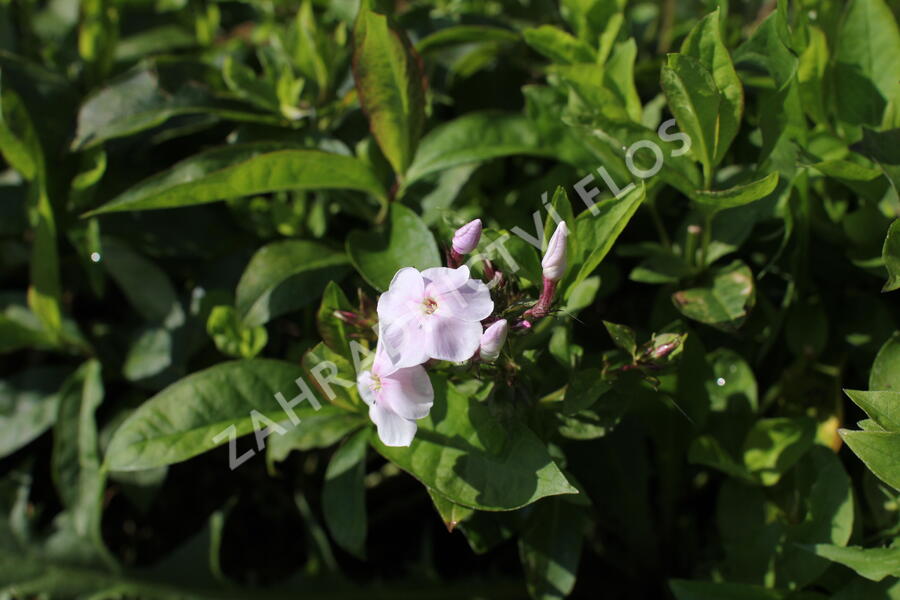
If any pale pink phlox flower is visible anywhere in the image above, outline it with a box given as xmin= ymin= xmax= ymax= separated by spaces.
xmin=357 ymin=342 xmax=434 ymax=447
xmin=377 ymin=265 xmax=494 ymax=369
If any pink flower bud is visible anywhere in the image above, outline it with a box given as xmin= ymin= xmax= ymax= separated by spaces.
xmin=479 ymin=319 xmax=508 ymax=362
xmin=541 ymin=222 xmax=568 ymax=281
xmin=452 ymin=219 xmax=482 ymax=255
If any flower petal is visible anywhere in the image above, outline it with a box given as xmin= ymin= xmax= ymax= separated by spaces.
xmin=436 ymin=278 xmax=493 ymax=321
xmin=424 ymin=316 xmax=483 ymax=362
xmin=379 ymin=318 xmax=429 ymax=370
xmin=422 ymin=265 xmax=470 ymax=296
xmin=357 ymin=370 xmax=376 ymax=406
xmin=379 ymin=365 xmax=434 ymax=420
xmin=377 ymin=267 xmax=425 ymax=324
xmin=369 ymin=403 xmax=417 ymax=447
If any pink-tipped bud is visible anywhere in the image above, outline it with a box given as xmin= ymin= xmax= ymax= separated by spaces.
xmin=479 ymin=319 xmax=508 ymax=362
xmin=452 ymin=219 xmax=483 ymax=255
xmin=541 ymin=222 xmax=568 ymax=281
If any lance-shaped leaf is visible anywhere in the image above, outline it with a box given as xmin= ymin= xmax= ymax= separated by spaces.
xmin=416 ymin=25 xmax=519 ymax=54
xmin=346 ymin=203 xmax=440 ymax=291
xmin=806 ymin=543 xmax=900 ymax=582
xmin=870 ymin=333 xmax=900 ymax=391
xmin=839 ymin=430 xmax=900 ymax=491
xmin=322 ymin=429 xmax=368 ymax=558
xmin=105 ymin=359 xmax=318 ymax=471
xmin=883 ymin=219 xmax=900 ymax=292
xmin=404 ymin=112 xmax=549 ymax=185
xmin=71 ymin=66 xmax=279 ymax=150
xmin=0 ymin=367 xmax=69 ymax=459
xmin=572 ymin=183 xmax=645 ymax=286
xmin=733 ymin=10 xmax=798 ymax=92
xmin=373 ymin=378 xmax=577 ymax=511
xmin=235 ymin=240 xmax=350 ymax=328
xmin=845 ymin=390 xmax=900 ymax=431
xmin=681 ymin=8 xmax=744 ymax=165
xmin=835 ymin=0 xmax=900 ymax=126
xmin=85 ymin=144 xmax=387 ymax=215
xmin=673 ymin=260 xmax=755 ymax=331
xmin=352 ymin=9 xmax=426 ymax=178
xmin=522 ymin=25 xmax=596 ymax=64
xmin=428 ymin=489 xmax=474 ymax=531
xmin=519 ymin=498 xmax=585 ymax=600
xmin=1 ymin=76 xmax=63 ymax=341
xmin=692 ymin=172 xmax=779 ymax=214
xmin=661 ymin=54 xmax=721 ymax=186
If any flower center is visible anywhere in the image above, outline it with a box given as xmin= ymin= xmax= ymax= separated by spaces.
xmin=422 ymin=297 xmax=439 ymax=315
xmin=369 ymin=374 xmax=383 ymax=394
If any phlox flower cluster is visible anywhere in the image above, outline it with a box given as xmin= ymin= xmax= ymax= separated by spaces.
xmin=357 ymin=218 xmax=567 ymax=446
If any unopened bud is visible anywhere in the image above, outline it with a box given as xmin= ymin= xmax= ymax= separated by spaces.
xmin=541 ymin=222 xmax=568 ymax=281
xmin=452 ymin=219 xmax=483 ymax=255
xmin=479 ymin=319 xmax=508 ymax=362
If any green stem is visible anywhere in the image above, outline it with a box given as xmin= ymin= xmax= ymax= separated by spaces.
xmin=699 ymin=211 xmax=713 ymax=268
xmin=647 ymin=198 xmax=672 ymax=249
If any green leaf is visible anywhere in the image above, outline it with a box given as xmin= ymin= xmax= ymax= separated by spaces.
xmin=871 ymin=333 xmax=900 ymax=391
xmin=479 ymin=228 xmax=543 ymax=288
xmin=206 ymin=306 xmax=268 ymax=359
xmin=316 ymin=281 xmax=356 ymax=359
xmin=322 ymin=429 xmax=368 ymax=558
xmin=602 ymin=321 xmax=637 ymax=357
xmin=716 ymin=447 xmax=853 ymax=588
xmin=518 ymin=498 xmax=585 ymax=600
xmin=51 ymin=362 xmax=103 ymax=507
xmin=373 ymin=378 xmax=577 ymax=511
xmin=0 ymin=296 xmax=55 ymax=353
xmin=846 ymin=390 xmax=900 ymax=431
xmin=122 ymin=326 xmax=174 ymax=382
xmin=416 ymin=25 xmax=518 ymax=54
xmin=405 ymin=112 xmax=548 ymax=185
xmin=560 ymin=0 xmax=625 ymax=45
xmin=883 ymin=220 xmax=900 ymax=292
xmin=604 ymin=40 xmax=643 ymax=123
xmin=670 ymin=580 xmax=787 ymax=600
xmin=522 ymin=25 xmax=595 ymax=65
xmin=835 ymin=0 xmax=900 ymax=126
xmin=105 ymin=359 xmax=318 ymax=471
xmin=797 ymin=26 xmax=829 ymax=125
xmin=50 ymin=361 xmax=111 ymax=563
xmin=0 ymin=367 xmax=68 ymax=459
xmin=71 ymin=66 xmax=278 ymax=150
xmin=555 ymin=392 xmax=628 ymax=441
xmin=672 ymin=260 xmax=755 ymax=331
xmin=300 ymin=342 xmax=362 ymax=413
xmin=346 ymin=203 xmax=440 ymax=291
xmin=235 ymin=239 xmax=349 ymax=327
xmin=572 ymin=183 xmax=645 ymax=285
xmin=266 ymin=405 xmax=365 ymax=464
xmin=427 ymin=489 xmax=475 ymax=531
xmin=839 ymin=430 xmax=900 ymax=491
xmin=352 ymin=9 xmax=426 ymax=177
xmin=808 ymin=543 xmax=900 ymax=582
xmin=5 ymin=78 xmax=64 ymax=343
xmin=85 ymin=145 xmax=387 ymax=215
xmin=101 ymin=237 xmax=183 ymax=326
xmin=661 ymin=54 xmax=720 ymax=185
xmin=681 ymin=8 xmax=744 ymax=164
xmin=114 ymin=25 xmax=196 ymax=63
xmin=692 ymin=172 xmax=779 ymax=213
xmin=733 ymin=10 xmax=798 ymax=91
xmin=742 ymin=417 xmax=817 ymax=485
xmin=688 ymin=435 xmax=753 ymax=482
xmin=0 ymin=73 xmax=38 ymax=179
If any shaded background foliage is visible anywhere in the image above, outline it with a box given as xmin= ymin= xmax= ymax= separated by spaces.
xmin=1 ymin=0 xmax=900 ymax=598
